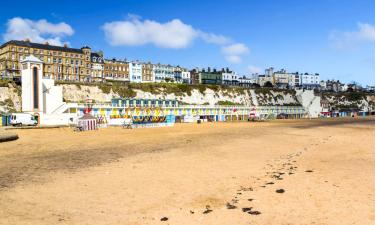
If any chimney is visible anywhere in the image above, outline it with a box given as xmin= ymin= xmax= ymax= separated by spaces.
xmin=63 ymin=43 xmax=68 ymax=48
xmin=45 ymin=42 xmax=49 ymax=45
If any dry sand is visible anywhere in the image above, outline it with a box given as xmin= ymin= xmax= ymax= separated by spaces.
xmin=0 ymin=118 xmax=374 ymax=225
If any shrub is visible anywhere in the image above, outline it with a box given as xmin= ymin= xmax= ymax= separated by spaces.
xmin=0 ymin=80 xmax=12 ymax=87
xmin=196 ymin=84 xmax=207 ymax=94
xmin=217 ymin=100 xmax=242 ymax=106
xmin=99 ymin=84 xmax=112 ymax=94
xmin=345 ymin=92 xmax=366 ymax=102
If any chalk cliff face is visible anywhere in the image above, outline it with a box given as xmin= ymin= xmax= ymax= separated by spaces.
xmin=322 ymin=92 xmax=375 ymax=112
xmin=60 ymin=84 xmax=304 ymax=107
xmin=1 ymin=83 xmax=374 ymax=117
xmin=61 ymin=84 xmax=253 ymax=106
xmin=0 ymin=84 xmax=21 ymax=113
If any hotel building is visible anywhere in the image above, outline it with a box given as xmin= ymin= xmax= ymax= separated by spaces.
xmin=0 ymin=40 xmax=97 ymax=81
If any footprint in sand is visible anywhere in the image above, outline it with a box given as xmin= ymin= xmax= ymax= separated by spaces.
xmin=203 ymin=205 xmax=213 ymax=214
xmin=242 ymin=207 xmax=252 ymax=212
xmin=226 ymin=203 xmax=237 ymax=209
xmin=242 ymin=207 xmax=261 ymax=215
xmin=160 ymin=217 xmax=168 ymax=221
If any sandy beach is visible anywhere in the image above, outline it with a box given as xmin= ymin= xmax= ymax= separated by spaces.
xmin=0 ymin=118 xmax=374 ymax=225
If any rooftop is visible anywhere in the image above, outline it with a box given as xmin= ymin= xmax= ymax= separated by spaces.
xmin=1 ymin=40 xmax=84 ymax=54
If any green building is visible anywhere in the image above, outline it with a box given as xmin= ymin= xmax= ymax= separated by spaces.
xmin=199 ymin=69 xmax=222 ymax=85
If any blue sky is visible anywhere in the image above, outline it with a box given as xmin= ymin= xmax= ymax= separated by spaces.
xmin=1 ymin=0 xmax=375 ymax=85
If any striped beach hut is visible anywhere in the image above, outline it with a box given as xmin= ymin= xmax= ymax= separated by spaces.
xmin=78 ymin=113 xmax=98 ymax=131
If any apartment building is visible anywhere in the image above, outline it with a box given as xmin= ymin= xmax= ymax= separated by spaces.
xmin=190 ymin=69 xmax=200 ymax=85
xmin=238 ymin=76 xmax=255 ymax=87
xmin=142 ymin=62 xmax=154 ymax=82
xmin=129 ymin=61 xmax=142 ymax=83
xmin=301 ymin=73 xmax=320 ymax=89
xmin=90 ymin=52 xmax=104 ymax=82
xmin=199 ymin=68 xmax=222 ymax=85
xmin=103 ymin=59 xmax=129 ymax=82
xmin=153 ymin=64 xmax=175 ymax=82
xmin=222 ymin=68 xmax=238 ymax=86
xmin=181 ymin=70 xmax=191 ymax=84
xmin=0 ymin=40 xmax=94 ymax=81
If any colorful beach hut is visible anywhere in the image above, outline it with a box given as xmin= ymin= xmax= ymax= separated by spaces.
xmin=78 ymin=113 xmax=98 ymax=131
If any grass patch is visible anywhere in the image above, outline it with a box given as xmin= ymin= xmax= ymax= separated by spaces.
xmin=217 ymin=100 xmax=242 ymax=106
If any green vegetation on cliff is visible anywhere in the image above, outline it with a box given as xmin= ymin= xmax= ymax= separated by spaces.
xmin=56 ymin=81 xmax=250 ymax=98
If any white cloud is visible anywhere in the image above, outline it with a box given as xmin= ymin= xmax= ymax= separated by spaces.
xmin=330 ymin=22 xmax=375 ymax=49
xmin=221 ymin=43 xmax=249 ymax=64
xmin=247 ymin=65 xmax=262 ymax=74
xmin=102 ymin=16 xmax=233 ymax=48
xmin=102 ymin=18 xmax=198 ymax=49
xmin=3 ymin=17 xmax=74 ymax=46
xmin=225 ymin=55 xmax=242 ymax=64
xmin=222 ymin=43 xmax=249 ymax=55
xmin=102 ymin=16 xmax=250 ymax=63
xmin=199 ymin=32 xmax=231 ymax=45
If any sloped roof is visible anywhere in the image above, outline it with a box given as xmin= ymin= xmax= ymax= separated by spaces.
xmin=1 ymin=40 xmax=84 ymax=54
xmin=79 ymin=113 xmax=97 ymax=120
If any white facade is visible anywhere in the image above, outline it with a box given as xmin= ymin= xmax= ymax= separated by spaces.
xmin=91 ymin=63 xmax=103 ymax=80
xmin=238 ymin=76 xmax=255 ymax=86
xmin=129 ymin=62 xmax=142 ymax=83
xmin=21 ymin=55 xmax=76 ymax=125
xmin=222 ymin=71 xmax=238 ymax=85
xmin=181 ymin=71 xmax=191 ymax=84
xmin=288 ymin=73 xmax=301 ymax=87
xmin=301 ymin=73 xmax=320 ymax=87
xmin=21 ymin=55 xmax=44 ymax=114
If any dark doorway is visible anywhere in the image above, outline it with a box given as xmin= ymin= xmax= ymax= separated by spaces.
xmin=33 ymin=67 xmax=39 ymax=109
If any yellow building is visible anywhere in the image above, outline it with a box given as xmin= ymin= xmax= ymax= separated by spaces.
xmin=0 ymin=39 xmax=96 ymax=81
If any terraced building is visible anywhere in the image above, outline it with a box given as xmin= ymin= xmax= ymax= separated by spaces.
xmin=0 ymin=39 xmax=96 ymax=81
